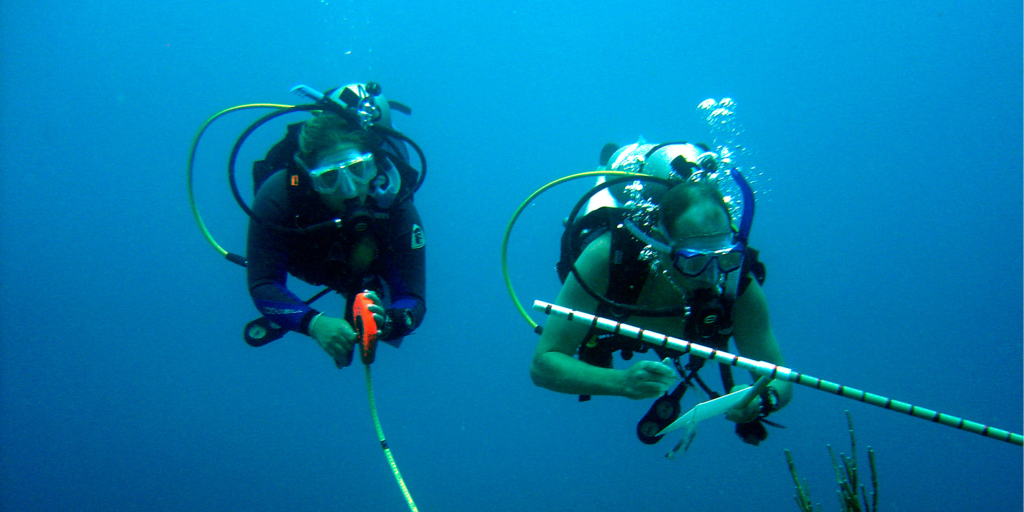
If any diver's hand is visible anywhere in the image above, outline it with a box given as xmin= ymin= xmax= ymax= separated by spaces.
xmin=361 ymin=290 xmax=387 ymax=327
xmin=725 ymin=384 xmax=762 ymax=424
xmin=308 ymin=315 xmax=357 ymax=368
xmin=620 ymin=358 xmax=678 ymax=400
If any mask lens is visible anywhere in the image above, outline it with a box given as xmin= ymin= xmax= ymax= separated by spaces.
xmin=674 ymin=252 xmax=714 ymax=277
xmin=308 ymin=153 xmax=376 ymax=195
xmin=716 ymin=250 xmax=744 ymax=273
xmin=672 ymin=243 xmax=744 ymax=277
xmin=313 ymin=167 xmax=339 ymax=189
xmin=342 ymin=154 xmax=377 ymax=184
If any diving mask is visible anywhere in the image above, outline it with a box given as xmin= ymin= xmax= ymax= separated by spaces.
xmin=624 ymin=220 xmax=745 ymax=278
xmin=301 ymin=151 xmax=378 ymax=198
xmin=670 ymin=233 xmax=745 ymax=278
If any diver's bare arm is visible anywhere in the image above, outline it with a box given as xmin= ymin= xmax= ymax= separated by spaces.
xmin=732 ymin=279 xmax=793 ymax=408
xmin=529 ymin=234 xmax=628 ymax=396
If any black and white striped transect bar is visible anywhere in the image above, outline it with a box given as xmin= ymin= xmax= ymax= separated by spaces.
xmin=533 ymin=300 xmax=1023 ymax=447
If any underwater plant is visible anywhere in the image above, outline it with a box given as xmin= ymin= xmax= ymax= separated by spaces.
xmin=784 ymin=410 xmax=878 ymax=512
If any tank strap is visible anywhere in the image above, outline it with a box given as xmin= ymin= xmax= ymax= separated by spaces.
xmin=738 ymin=246 xmax=766 ymax=296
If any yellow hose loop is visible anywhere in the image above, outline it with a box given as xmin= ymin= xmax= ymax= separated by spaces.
xmin=187 ymin=103 xmax=294 ymax=257
xmin=501 ymin=170 xmax=641 ymax=329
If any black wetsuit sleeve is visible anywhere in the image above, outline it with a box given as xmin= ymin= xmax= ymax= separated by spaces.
xmin=246 ymin=171 xmax=319 ymax=334
xmin=379 ymin=199 xmax=426 ymax=342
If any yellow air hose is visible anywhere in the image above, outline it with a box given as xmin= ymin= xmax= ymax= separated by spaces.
xmin=186 ymin=103 xmax=293 ymax=259
xmin=500 ymin=170 xmax=640 ymax=330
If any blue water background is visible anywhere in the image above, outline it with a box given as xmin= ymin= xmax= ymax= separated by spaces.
xmin=2 ymin=1 xmax=1021 ymax=511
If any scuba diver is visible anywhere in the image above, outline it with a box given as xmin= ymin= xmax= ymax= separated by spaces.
xmin=245 ymin=82 xmax=426 ymax=368
xmin=529 ymin=140 xmax=793 ymax=445
xmin=186 ymin=82 xmax=429 ymax=509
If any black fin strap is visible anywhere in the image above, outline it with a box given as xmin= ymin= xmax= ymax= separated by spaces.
xmin=735 ymin=420 xmax=769 ymax=446
xmin=758 ymin=386 xmax=779 ymax=417
xmin=734 ymin=388 xmax=786 ymax=446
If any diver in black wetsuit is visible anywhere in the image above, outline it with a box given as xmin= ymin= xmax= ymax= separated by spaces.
xmin=246 ymin=83 xmax=426 ymax=368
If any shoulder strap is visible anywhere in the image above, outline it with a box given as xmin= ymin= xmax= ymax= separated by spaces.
xmin=576 ymin=221 xmax=651 ymax=395
xmin=558 ymin=206 xmax=617 ymax=283
xmin=603 ymin=222 xmax=651 ymax=313
xmin=738 ymin=246 xmax=766 ymax=296
xmin=253 ymin=122 xmax=304 ymax=195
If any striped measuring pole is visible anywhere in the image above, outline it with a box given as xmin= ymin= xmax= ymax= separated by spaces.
xmin=533 ymin=300 xmax=1023 ymax=447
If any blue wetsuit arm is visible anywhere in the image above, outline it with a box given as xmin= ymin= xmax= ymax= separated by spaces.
xmin=380 ymin=200 xmax=426 ymax=344
xmin=245 ymin=172 xmax=320 ymax=334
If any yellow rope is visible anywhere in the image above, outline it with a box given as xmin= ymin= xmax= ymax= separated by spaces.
xmin=364 ymin=364 xmax=419 ymax=512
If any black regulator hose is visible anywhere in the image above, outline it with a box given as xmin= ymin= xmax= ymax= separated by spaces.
xmin=228 ymin=105 xmax=427 ymax=235
xmin=563 ymin=174 xmax=689 ymax=318
xmin=227 ymin=104 xmax=343 ymax=235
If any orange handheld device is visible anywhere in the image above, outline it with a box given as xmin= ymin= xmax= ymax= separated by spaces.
xmin=353 ymin=292 xmax=379 ymax=365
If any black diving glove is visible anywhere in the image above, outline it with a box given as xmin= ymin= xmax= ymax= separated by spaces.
xmin=379 ymin=308 xmax=414 ymax=341
xmin=734 ymin=387 xmax=784 ymax=446
xmin=735 ymin=419 xmax=770 ymax=446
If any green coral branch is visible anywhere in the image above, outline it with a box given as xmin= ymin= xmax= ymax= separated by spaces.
xmin=785 ymin=449 xmax=819 ymax=512
xmin=785 ymin=411 xmax=879 ymax=512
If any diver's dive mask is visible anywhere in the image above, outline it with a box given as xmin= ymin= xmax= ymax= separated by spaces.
xmin=623 ymin=163 xmax=756 ymax=284
xmin=624 ymin=221 xmax=745 ymax=282
xmin=296 ymin=149 xmax=402 ymax=208
xmin=670 ymin=233 xmax=745 ymax=278
xmin=299 ymin=150 xmax=378 ymax=199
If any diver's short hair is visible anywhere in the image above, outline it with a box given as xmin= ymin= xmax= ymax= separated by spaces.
xmin=659 ymin=182 xmax=731 ymax=236
xmin=297 ymin=113 xmax=372 ymax=165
